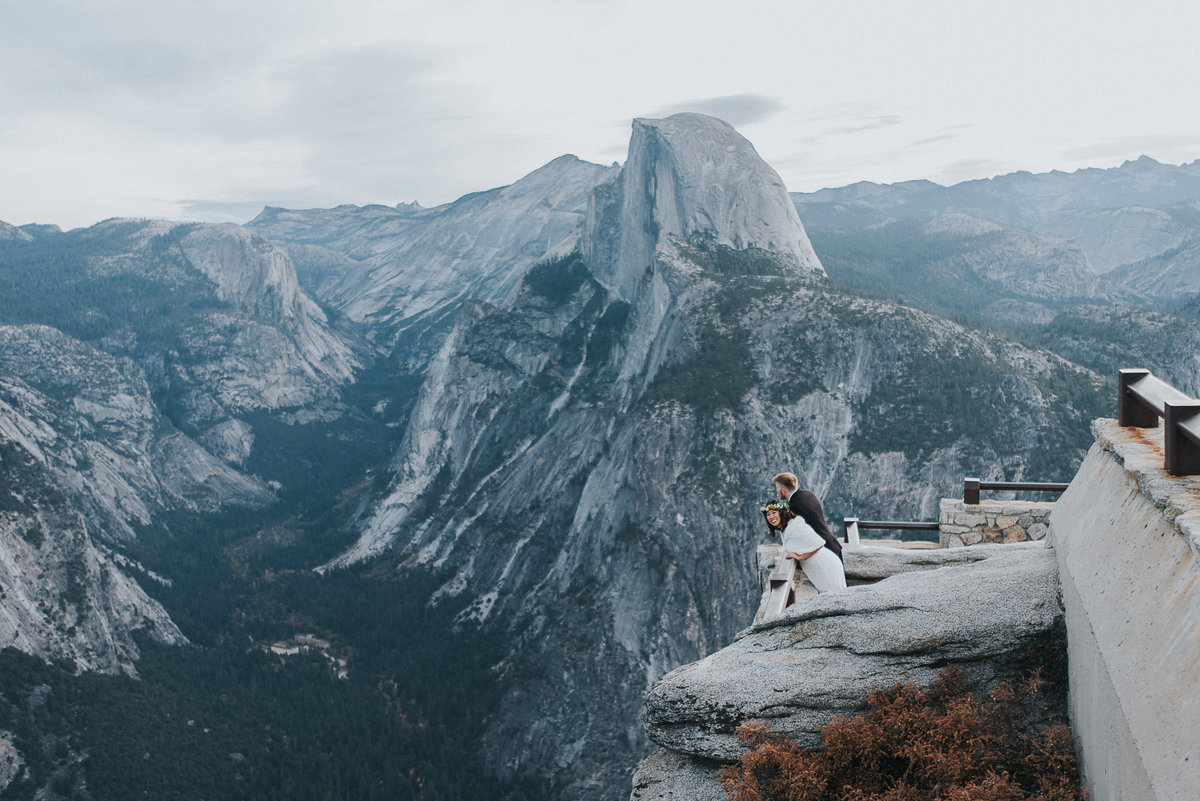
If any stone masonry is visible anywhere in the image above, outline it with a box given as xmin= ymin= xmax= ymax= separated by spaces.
xmin=938 ymin=498 xmax=1053 ymax=547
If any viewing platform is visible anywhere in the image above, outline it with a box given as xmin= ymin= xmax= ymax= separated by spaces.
xmin=635 ymin=369 xmax=1200 ymax=801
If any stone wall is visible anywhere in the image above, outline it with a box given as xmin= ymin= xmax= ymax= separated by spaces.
xmin=1049 ymin=419 xmax=1200 ymax=801
xmin=938 ymin=498 xmax=1053 ymax=547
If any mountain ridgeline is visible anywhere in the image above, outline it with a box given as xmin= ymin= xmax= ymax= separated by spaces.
xmin=1 ymin=114 xmax=1198 ymax=800
xmin=793 ymin=158 xmax=1200 ymax=333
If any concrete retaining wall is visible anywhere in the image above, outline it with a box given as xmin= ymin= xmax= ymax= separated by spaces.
xmin=1049 ymin=418 xmax=1200 ymax=801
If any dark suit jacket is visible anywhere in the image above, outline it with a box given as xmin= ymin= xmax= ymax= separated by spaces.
xmin=788 ymin=489 xmax=843 ymax=562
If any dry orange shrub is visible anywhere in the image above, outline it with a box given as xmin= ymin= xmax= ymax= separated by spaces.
xmin=719 ymin=667 xmax=1086 ymax=801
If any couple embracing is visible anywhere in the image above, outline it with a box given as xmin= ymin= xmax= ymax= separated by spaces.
xmin=760 ymin=472 xmax=847 ymax=593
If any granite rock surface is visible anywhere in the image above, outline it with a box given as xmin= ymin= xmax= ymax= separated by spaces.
xmin=629 ymin=749 xmax=725 ymax=801
xmin=642 ymin=542 xmax=1061 ymax=762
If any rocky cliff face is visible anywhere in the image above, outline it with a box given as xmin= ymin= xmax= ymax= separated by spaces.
xmin=250 ymin=155 xmax=619 ymax=332
xmin=0 ymin=325 xmax=271 ymax=539
xmin=0 ymin=218 xmax=362 ymax=675
xmin=1109 ymin=233 xmax=1200 ymax=303
xmin=176 ymin=224 xmax=357 ymax=385
xmin=1035 ymin=304 xmax=1200 ymax=396
xmin=0 ymin=326 xmax=211 ymax=674
xmin=0 ymin=114 xmax=1167 ymax=800
xmin=641 ymin=543 xmax=1062 ymax=760
xmin=268 ymin=115 xmax=1108 ymax=798
xmin=0 ymin=219 xmax=360 ymax=470
xmin=1034 ymin=205 xmax=1191 ymax=275
xmin=581 ymin=114 xmax=823 ymax=301
xmin=0 ymin=439 xmax=186 ymax=676
xmin=631 ymin=541 xmax=1066 ymax=801
xmin=916 ymin=213 xmax=1113 ymax=300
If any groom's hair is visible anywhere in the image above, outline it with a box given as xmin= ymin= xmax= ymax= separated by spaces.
xmin=773 ymin=472 xmax=798 ymax=492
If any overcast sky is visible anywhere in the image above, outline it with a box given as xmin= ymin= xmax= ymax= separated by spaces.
xmin=3 ymin=0 xmax=1199 ymax=230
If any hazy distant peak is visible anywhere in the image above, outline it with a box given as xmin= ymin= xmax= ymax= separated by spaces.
xmin=19 ymin=223 xmax=63 ymax=238
xmin=82 ymin=218 xmax=180 ymax=246
xmin=542 ymin=153 xmax=591 ymax=167
xmin=498 ymin=153 xmax=615 ymax=201
xmin=793 ymin=153 xmax=1200 ymax=235
xmin=1121 ymin=154 xmax=1162 ymax=169
xmin=0 ymin=220 xmax=34 ymax=242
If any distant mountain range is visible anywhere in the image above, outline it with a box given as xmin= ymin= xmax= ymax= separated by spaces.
xmin=1 ymin=118 xmax=1198 ymax=801
xmin=793 ymin=155 xmax=1200 ymax=314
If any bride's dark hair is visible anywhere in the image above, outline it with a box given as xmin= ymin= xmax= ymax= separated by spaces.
xmin=760 ymin=500 xmax=795 ymax=536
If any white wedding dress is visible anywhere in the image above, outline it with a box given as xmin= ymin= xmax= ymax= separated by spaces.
xmin=781 ymin=517 xmax=847 ymax=593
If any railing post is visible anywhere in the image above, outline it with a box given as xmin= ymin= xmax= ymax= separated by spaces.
xmin=762 ymin=557 xmax=799 ymax=620
xmin=843 ymin=518 xmax=861 ymax=547
xmin=1164 ymin=401 xmax=1200 ymax=476
xmin=1119 ymin=368 xmax=1157 ymax=427
xmin=964 ymin=477 xmax=980 ymax=505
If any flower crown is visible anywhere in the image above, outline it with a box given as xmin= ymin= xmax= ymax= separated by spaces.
xmin=760 ymin=500 xmax=790 ymax=514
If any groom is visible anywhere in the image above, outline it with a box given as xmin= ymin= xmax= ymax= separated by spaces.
xmin=773 ymin=472 xmax=843 ymax=562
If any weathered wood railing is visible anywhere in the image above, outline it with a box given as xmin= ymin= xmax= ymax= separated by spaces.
xmin=961 ymin=478 xmax=1070 ymax=505
xmin=1119 ymin=368 xmax=1200 ymax=476
xmin=758 ymin=555 xmax=800 ymax=621
xmin=841 ymin=518 xmax=938 ymax=545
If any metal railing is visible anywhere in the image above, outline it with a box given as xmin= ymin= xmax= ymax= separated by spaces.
xmin=961 ymin=478 xmax=1070 ymax=505
xmin=841 ymin=518 xmax=938 ymax=545
xmin=766 ymin=479 xmax=1066 ymax=621
xmin=842 ymin=473 xmax=1072 ymax=544
xmin=1119 ymin=368 xmax=1200 ymax=476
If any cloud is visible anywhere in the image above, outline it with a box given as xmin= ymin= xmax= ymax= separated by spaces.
xmin=256 ymin=44 xmax=450 ymax=135
xmin=904 ymin=133 xmax=959 ymax=148
xmin=6 ymin=1 xmax=1198 ymax=229
xmin=903 ymin=125 xmax=973 ymax=150
xmin=823 ymin=116 xmax=904 ymax=136
xmin=0 ymin=2 xmax=287 ymax=116
xmin=797 ymin=114 xmax=904 ymax=147
xmin=642 ymin=94 xmax=786 ymax=127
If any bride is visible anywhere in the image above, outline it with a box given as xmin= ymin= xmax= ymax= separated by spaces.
xmin=761 ymin=501 xmax=847 ymax=593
